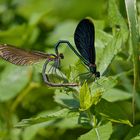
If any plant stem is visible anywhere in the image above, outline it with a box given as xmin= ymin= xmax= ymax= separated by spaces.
xmin=11 ymin=82 xmax=40 ymax=112
xmin=125 ymin=0 xmax=140 ymax=124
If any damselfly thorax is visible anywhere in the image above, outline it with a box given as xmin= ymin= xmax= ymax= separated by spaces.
xmin=89 ymin=64 xmax=100 ymax=77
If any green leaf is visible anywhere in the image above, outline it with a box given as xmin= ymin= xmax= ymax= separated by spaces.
xmin=0 ymin=24 xmax=27 ymax=46
xmin=91 ymin=76 xmax=118 ymax=92
xmin=95 ymin=99 xmax=132 ymax=126
xmin=103 ymin=88 xmax=132 ymax=102
xmin=22 ymin=123 xmax=48 ymax=140
xmin=0 ymin=65 xmax=32 ymax=101
xmin=91 ymin=89 xmax=102 ymax=106
xmin=124 ymin=125 xmax=140 ymax=140
xmin=96 ymin=29 xmax=113 ymax=66
xmin=125 ymin=0 xmax=139 ymax=48
xmin=15 ymin=108 xmax=79 ymax=128
xmin=68 ymin=65 xmax=79 ymax=82
xmin=98 ymin=0 xmax=128 ymax=75
xmin=96 ymin=29 xmax=113 ymax=46
xmin=54 ymin=89 xmax=79 ymax=109
xmin=46 ymin=20 xmax=76 ymax=46
xmin=78 ymin=122 xmax=112 ymax=140
xmin=131 ymin=136 xmax=140 ymax=140
xmin=98 ymin=31 xmax=123 ymax=75
xmin=125 ymin=0 xmax=140 ymax=124
xmin=108 ymin=0 xmax=128 ymax=40
xmin=22 ymin=115 xmax=80 ymax=140
xmin=16 ymin=1 xmax=51 ymax=20
xmin=53 ymin=115 xmax=80 ymax=129
xmin=79 ymin=82 xmax=92 ymax=111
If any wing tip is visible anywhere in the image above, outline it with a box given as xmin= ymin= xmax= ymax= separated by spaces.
xmin=77 ymin=17 xmax=94 ymax=27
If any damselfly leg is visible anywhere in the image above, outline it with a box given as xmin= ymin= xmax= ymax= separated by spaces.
xmin=42 ymin=58 xmax=78 ymax=87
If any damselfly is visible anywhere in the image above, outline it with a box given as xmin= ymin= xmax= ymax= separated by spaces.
xmin=0 ymin=44 xmax=78 ymax=87
xmin=55 ymin=18 xmax=100 ymax=80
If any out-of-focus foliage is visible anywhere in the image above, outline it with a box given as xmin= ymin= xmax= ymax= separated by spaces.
xmin=0 ymin=0 xmax=140 ymax=140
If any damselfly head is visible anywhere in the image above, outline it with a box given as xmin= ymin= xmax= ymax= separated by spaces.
xmin=59 ymin=53 xmax=64 ymax=59
xmin=95 ymin=71 xmax=100 ymax=78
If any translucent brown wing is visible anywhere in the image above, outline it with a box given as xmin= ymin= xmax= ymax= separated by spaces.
xmin=0 ymin=44 xmax=50 ymax=65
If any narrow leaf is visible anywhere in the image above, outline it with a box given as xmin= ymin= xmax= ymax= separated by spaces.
xmin=15 ymin=108 xmax=79 ymax=128
xmin=79 ymin=82 xmax=92 ymax=111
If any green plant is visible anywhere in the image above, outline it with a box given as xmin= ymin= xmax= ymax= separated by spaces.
xmin=0 ymin=0 xmax=140 ymax=140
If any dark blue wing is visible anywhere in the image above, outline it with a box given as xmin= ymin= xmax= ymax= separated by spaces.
xmin=74 ymin=18 xmax=95 ymax=64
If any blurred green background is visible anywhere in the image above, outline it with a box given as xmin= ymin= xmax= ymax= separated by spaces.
xmin=0 ymin=0 xmax=140 ymax=140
